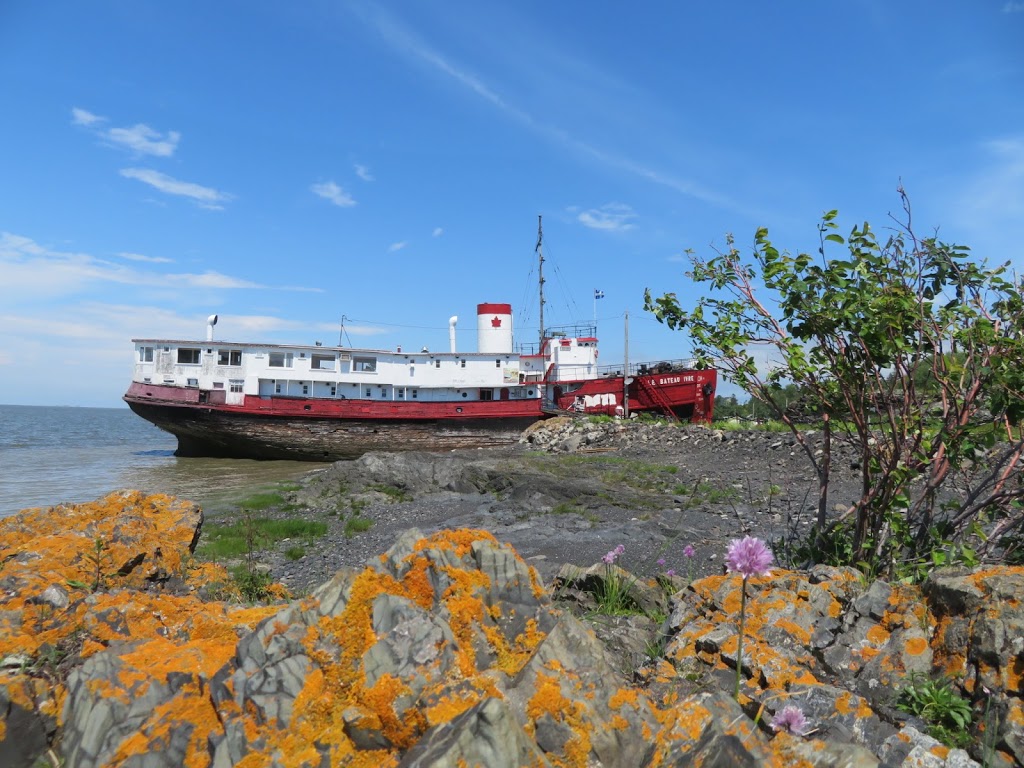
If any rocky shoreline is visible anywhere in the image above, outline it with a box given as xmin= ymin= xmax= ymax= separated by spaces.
xmin=245 ymin=419 xmax=870 ymax=593
xmin=1 ymin=419 xmax=1022 ymax=767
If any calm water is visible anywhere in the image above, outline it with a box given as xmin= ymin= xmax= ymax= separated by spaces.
xmin=0 ymin=404 xmax=328 ymax=518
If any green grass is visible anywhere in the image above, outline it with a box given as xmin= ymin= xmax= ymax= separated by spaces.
xmin=235 ymin=491 xmax=287 ymax=511
xmin=367 ymin=483 xmax=412 ymax=502
xmin=713 ymin=418 xmax=791 ymax=433
xmin=344 ymin=514 xmax=373 ymax=538
xmin=530 ymin=455 xmax=680 ymax=492
xmin=550 ymin=502 xmax=584 ymax=515
xmin=673 ymin=480 xmax=741 ymax=506
xmin=197 ymin=518 xmax=328 ymax=560
xmin=284 ymin=546 xmax=306 ymax=561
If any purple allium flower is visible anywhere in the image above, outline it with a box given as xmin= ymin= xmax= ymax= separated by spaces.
xmin=657 ymin=558 xmax=666 ymax=567
xmin=665 ymin=569 xmax=676 ymax=577
xmin=602 ymin=545 xmax=624 ymax=565
xmin=770 ymin=705 xmax=809 ymax=735
xmin=725 ymin=536 xmax=774 ymax=579
xmin=683 ymin=544 xmax=696 ymax=558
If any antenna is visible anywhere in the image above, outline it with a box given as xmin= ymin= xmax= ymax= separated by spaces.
xmin=338 ymin=315 xmax=351 ymax=347
xmin=536 ymin=214 xmax=545 ymax=350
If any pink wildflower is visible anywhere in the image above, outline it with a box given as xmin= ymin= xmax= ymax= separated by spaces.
xmin=770 ymin=705 xmax=809 ymax=735
xmin=683 ymin=544 xmax=696 ymax=558
xmin=657 ymin=558 xmax=666 ymax=566
xmin=725 ymin=536 xmax=773 ymax=579
xmin=602 ymin=544 xmax=624 ymax=565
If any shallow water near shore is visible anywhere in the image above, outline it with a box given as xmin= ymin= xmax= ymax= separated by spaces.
xmin=0 ymin=404 xmax=327 ymax=518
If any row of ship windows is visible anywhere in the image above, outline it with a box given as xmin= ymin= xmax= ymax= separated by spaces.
xmin=269 ymin=385 xmax=423 ymax=399
xmin=141 ymin=347 xmax=506 ymax=370
xmin=173 ymin=378 xmax=246 ymax=393
xmin=158 ymin=377 xmax=534 ymax=401
xmin=172 ymin=378 xmax=423 ymax=399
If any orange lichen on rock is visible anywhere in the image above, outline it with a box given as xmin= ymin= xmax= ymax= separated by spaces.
xmin=412 ymin=527 xmax=498 ymax=558
xmin=930 ymin=744 xmax=950 ymax=760
xmin=361 ymin=673 xmax=423 ymax=749
xmin=0 ymin=491 xmax=202 ymax=595
xmin=833 ymin=690 xmax=874 ymax=719
xmin=772 ymin=617 xmax=812 ymax=645
xmin=241 ymin=528 xmax=551 ymax=765
xmin=609 ymin=687 xmax=641 ymax=712
xmin=106 ymin=676 xmax=221 ymax=768
xmin=904 ymin=636 xmax=928 ymax=656
xmin=929 ymin=614 xmax=968 ymax=678
xmin=865 ymin=623 xmax=891 ymax=646
xmin=525 ymin=670 xmax=592 ymax=768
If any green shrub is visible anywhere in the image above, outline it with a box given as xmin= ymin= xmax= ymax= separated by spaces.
xmin=230 ymin=565 xmax=273 ymax=602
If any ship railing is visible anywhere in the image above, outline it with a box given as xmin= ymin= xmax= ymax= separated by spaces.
xmin=596 ymin=359 xmax=700 ymax=378
xmin=516 ymin=323 xmax=599 ymax=356
xmin=544 ymin=322 xmax=597 ymax=340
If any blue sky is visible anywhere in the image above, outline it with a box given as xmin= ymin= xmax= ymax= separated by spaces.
xmin=1 ymin=1 xmax=1022 ymax=408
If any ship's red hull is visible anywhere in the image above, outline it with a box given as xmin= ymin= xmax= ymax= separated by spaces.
xmin=124 ymin=383 xmax=542 ymax=460
xmin=124 ymin=368 xmax=715 ymax=461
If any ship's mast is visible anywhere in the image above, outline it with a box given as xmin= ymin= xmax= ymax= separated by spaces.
xmin=536 ymin=214 xmax=545 ymax=351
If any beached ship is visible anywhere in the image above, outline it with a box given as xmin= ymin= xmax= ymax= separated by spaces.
xmin=123 ymin=221 xmax=716 ymax=460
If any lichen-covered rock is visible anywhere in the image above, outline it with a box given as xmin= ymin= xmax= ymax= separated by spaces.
xmin=397 ymin=696 xmax=551 ymax=768
xmin=0 ymin=674 xmax=56 ymax=768
xmin=506 ymin=612 xmax=658 ymax=767
xmin=0 ymin=492 xmax=278 ymax=768
xmin=647 ymin=691 xmax=777 ymax=766
xmin=210 ymin=527 xmax=554 ymax=766
xmin=5 ymin=491 xmax=1024 ymax=768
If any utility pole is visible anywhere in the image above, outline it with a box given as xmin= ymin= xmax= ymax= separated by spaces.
xmin=623 ymin=311 xmax=630 ymax=418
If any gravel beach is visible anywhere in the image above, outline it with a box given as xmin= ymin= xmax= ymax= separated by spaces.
xmin=216 ymin=420 xmax=871 ymax=594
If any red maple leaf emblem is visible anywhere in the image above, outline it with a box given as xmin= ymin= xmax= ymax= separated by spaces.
xmin=491 ymin=316 xmax=502 ymax=328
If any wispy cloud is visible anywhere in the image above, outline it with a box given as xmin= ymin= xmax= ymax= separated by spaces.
xmin=432 ymin=227 xmax=444 ymax=237
xmin=1003 ymin=2 xmax=1024 ymax=12
xmin=165 ymin=271 xmax=263 ymax=289
xmin=120 ymin=168 xmax=232 ymax=209
xmin=71 ymin=107 xmax=103 ymax=126
xmin=107 ymin=124 xmax=180 ymax=157
xmin=355 ymin=164 xmax=375 ymax=181
xmin=71 ymin=107 xmax=180 ymax=157
xmin=353 ymin=7 xmax=739 ymax=213
xmin=357 ymin=5 xmax=535 ymax=123
xmin=118 ymin=251 xmax=173 ymax=264
xmin=576 ymin=203 xmax=637 ymax=232
xmin=311 ymin=180 xmax=357 ymax=207
xmin=0 ymin=232 xmax=322 ymax=297
xmin=388 ymin=241 xmax=408 ymax=252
